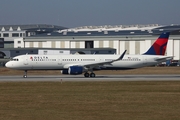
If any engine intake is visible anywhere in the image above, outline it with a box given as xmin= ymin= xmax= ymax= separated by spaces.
xmin=61 ymin=69 xmax=69 ymax=74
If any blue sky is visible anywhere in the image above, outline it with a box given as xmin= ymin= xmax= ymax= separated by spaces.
xmin=0 ymin=0 xmax=180 ymax=28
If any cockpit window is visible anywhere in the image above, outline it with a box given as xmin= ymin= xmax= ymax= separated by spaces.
xmin=10 ymin=58 xmax=19 ymax=61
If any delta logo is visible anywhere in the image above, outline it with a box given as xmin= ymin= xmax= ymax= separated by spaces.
xmin=30 ymin=56 xmax=48 ymax=61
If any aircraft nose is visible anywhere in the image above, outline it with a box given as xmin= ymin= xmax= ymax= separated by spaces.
xmin=5 ymin=62 xmax=12 ymax=68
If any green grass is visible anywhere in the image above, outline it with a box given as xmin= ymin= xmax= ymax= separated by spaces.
xmin=0 ymin=81 xmax=180 ymax=120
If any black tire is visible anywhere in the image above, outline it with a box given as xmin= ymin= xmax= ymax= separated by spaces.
xmin=90 ymin=73 xmax=95 ymax=77
xmin=84 ymin=73 xmax=89 ymax=77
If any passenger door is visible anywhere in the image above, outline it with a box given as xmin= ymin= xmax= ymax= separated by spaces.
xmin=24 ymin=56 xmax=28 ymax=65
xmin=143 ymin=56 xmax=147 ymax=65
xmin=58 ymin=56 xmax=62 ymax=65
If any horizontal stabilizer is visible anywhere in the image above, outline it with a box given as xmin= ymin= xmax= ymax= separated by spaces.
xmin=154 ymin=56 xmax=173 ymax=61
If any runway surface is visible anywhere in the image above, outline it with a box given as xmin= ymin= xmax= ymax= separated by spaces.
xmin=0 ymin=74 xmax=180 ymax=82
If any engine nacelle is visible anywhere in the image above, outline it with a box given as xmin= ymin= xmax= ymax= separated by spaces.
xmin=61 ymin=69 xmax=69 ymax=74
xmin=68 ymin=66 xmax=83 ymax=75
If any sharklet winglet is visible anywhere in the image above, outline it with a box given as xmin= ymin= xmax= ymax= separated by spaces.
xmin=112 ymin=50 xmax=127 ymax=62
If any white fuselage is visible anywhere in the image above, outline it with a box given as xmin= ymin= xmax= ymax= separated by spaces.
xmin=5 ymin=54 xmax=168 ymax=70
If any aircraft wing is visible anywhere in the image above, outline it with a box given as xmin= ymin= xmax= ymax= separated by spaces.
xmin=63 ymin=50 xmax=126 ymax=69
xmin=82 ymin=50 xmax=127 ymax=68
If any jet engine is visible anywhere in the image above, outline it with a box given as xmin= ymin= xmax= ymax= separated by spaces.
xmin=68 ymin=66 xmax=83 ymax=75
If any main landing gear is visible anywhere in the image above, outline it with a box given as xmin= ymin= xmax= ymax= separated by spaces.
xmin=84 ymin=72 xmax=96 ymax=77
xmin=23 ymin=70 xmax=27 ymax=78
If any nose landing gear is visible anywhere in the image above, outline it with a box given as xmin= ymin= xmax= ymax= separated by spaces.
xmin=23 ymin=70 xmax=27 ymax=78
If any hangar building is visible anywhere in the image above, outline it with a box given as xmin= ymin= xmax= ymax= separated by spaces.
xmin=0 ymin=48 xmax=116 ymax=58
xmin=0 ymin=24 xmax=67 ymax=48
xmin=16 ymin=24 xmax=180 ymax=60
xmin=1 ymin=24 xmax=180 ymax=60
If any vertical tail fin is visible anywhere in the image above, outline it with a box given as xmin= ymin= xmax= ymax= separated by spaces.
xmin=144 ymin=32 xmax=170 ymax=55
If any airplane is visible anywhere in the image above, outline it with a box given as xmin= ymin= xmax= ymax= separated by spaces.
xmin=5 ymin=32 xmax=172 ymax=78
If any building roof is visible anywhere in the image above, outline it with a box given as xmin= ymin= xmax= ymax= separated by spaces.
xmin=26 ymin=24 xmax=180 ymax=38
xmin=0 ymin=24 xmax=67 ymax=32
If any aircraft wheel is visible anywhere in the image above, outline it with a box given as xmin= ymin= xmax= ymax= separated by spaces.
xmin=84 ymin=72 xmax=89 ymax=77
xmin=23 ymin=70 xmax=27 ymax=78
xmin=90 ymin=73 xmax=96 ymax=77
xmin=23 ymin=75 xmax=27 ymax=78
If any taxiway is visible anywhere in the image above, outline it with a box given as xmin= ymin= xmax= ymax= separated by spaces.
xmin=0 ymin=75 xmax=180 ymax=82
